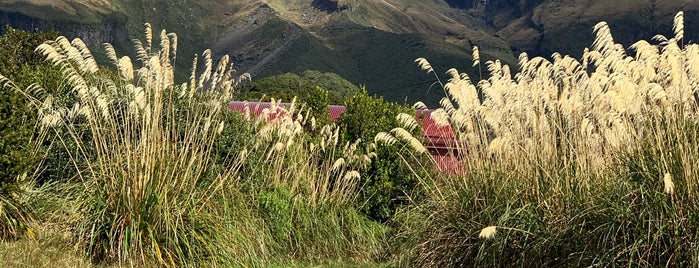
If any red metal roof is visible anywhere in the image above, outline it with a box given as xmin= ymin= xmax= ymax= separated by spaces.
xmin=328 ymin=105 xmax=346 ymax=121
xmin=228 ymin=101 xmax=465 ymax=174
xmin=227 ymin=101 xmax=288 ymax=120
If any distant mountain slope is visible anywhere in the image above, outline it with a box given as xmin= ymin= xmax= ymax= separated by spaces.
xmin=487 ymin=0 xmax=699 ymax=57
xmin=0 ymin=0 xmax=697 ymax=105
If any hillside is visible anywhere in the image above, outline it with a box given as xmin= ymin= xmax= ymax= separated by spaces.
xmin=0 ymin=0 xmax=697 ymax=105
xmin=487 ymin=0 xmax=699 ymax=57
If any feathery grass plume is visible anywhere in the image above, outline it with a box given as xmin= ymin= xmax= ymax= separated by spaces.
xmin=189 ymin=55 xmax=198 ymax=98
xmin=117 ymin=56 xmax=134 ymax=81
xmin=144 ymin=22 xmax=152 ymax=52
xmin=217 ymin=121 xmax=225 ymax=134
xmin=673 ymin=11 xmax=684 ymax=42
xmin=685 ymin=44 xmax=699 ymax=81
xmin=413 ymin=101 xmax=428 ymax=110
xmin=235 ymin=73 xmax=251 ymax=88
xmin=71 ymin=38 xmax=98 ymax=74
xmin=415 ymin=58 xmax=433 ymax=73
xmin=391 ymin=127 xmax=427 ymax=154
xmin=375 ymin=132 xmax=398 ymax=146
xmin=159 ymin=30 xmax=170 ymax=67
xmin=592 ymin=22 xmax=615 ymax=57
xmin=663 ymin=173 xmax=675 ymax=195
xmin=344 ymin=170 xmax=361 ymax=181
xmin=472 ymin=46 xmax=480 ymax=67
xmin=429 ymin=108 xmax=450 ymax=128
xmin=518 ymin=52 xmax=529 ymax=69
xmin=132 ymin=39 xmax=149 ymax=63
xmin=397 ymin=113 xmax=419 ymax=132
xmin=102 ymin=43 xmax=118 ymax=65
xmin=35 ymin=40 xmax=91 ymax=100
xmin=440 ymin=97 xmax=455 ymax=114
xmin=332 ymin=158 xmax=346 ymax=172
xmin=486 ymin=136 xmax=511 ymax=157
xmin=479 ymin=226 xmax=497 ymax=239
xmin=167 ymin=32 xmax=177 ymax=62
xmin=446 ymin=68 xmax=459 ymax=81
xmin=198 ymin=49 xmax=213 ymax=90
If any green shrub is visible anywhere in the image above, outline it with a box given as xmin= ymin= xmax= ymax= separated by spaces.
xmin=0 ymin=26 xmax=64 ymax=239
xmin=0 ymin=27 xmax=76 ymax=186
xmin=0 ymin=27 xmax=60 ymax=183
xmin=338 ymin=89 xmax=430 ymax=222
xmin=237 ymin=71 xmax=359 ymax=104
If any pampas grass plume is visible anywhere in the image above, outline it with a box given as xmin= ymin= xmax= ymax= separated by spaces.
xmin=479 ymin=226 xmax=497 ymax=239
xmin=375 ymin=132 xmax=398 ymax=146
xmin=332 ymin=158 xmax=346 ymax=172
xmin=674 ymin=11 xmax=684 ymax=41
xmin=663 ymin=173 xmax=675 ymax=195
xmin=415 ymin=58 xmax=434 ymax=74
xmin=344 ymin=170 xmax=361 ymax=181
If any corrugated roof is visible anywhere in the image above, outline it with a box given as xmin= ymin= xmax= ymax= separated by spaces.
xmin=228 ymin=101 xmax=466 ymax=174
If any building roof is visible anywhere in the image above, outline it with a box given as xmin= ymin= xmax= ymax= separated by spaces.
xmin=228 ymin=101 xmax=465 ymax=174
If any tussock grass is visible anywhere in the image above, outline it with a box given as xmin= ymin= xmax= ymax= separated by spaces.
xmin=392 ymin=11 xmax=699 ymax=266
xmin=0 ymin=23 xmax=388 ymax=266
xmin=8 ymin=8 xmax=699 ymax=268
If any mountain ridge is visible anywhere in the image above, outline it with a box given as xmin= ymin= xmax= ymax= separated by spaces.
xmin=1 ymin=0 xmax=697 ymax=105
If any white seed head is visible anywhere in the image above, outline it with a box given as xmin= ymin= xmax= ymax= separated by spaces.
xmin=663 ymin=173 xmax=675 ymax=195
xmin=332 ymin=158 xmax=346 ymax=172
xmin=415 ymin=57 xmax=434 ymax=73
xmin=479 ymin=226 xmax=497 ymax=239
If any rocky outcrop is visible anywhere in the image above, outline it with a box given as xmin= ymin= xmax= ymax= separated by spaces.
xmin=0 ymin=10 xmax=130 ymax=50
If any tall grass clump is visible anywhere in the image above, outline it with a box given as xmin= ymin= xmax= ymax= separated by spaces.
xmin=228 ymin=99 xmax=389 ymax=262
xmin=2 ymin=23 xmax=388 ymax=266
xmin=23 ymin=24 xmax=253 ymax=265
xmin=392 ymin=12 xmax=699 ymax=266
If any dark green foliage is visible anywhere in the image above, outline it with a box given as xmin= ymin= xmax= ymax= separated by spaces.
xmin=213 ymin=111 xmax=257 ymax=162
xmin=0 ymin=26 xmax=59 ymax=183
xmin=301 ymin=86 xmax=331 ymax=125
xmin=0 ymin=27 xmax=63 ymax=239
xmin=236 ymin=71 xmax=359 ymax=125
xmin=0 ymin=83 xmax=34 ymax=184
xmin=299 ymin=70 xmax=359 ymax=102
xmin=338 ymin=89 xmax=430 ymax=222
xmin=238 ymin=71 xmax=359 ymax=105
xmin=0 ymin=27 xmax=73 ymax=185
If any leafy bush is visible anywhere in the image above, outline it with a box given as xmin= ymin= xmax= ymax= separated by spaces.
xmin=0 ymin=27 xmax=60 ymax=183
xmin=237 ymin=70 xmax=359 ymax=104
xmin=338 ymin=89 xmax=430 ymax=222
xmin=0 ymin=26 xmax=63 ymax=239
xmin=0 ymin=26 xmax=78 ymax=186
